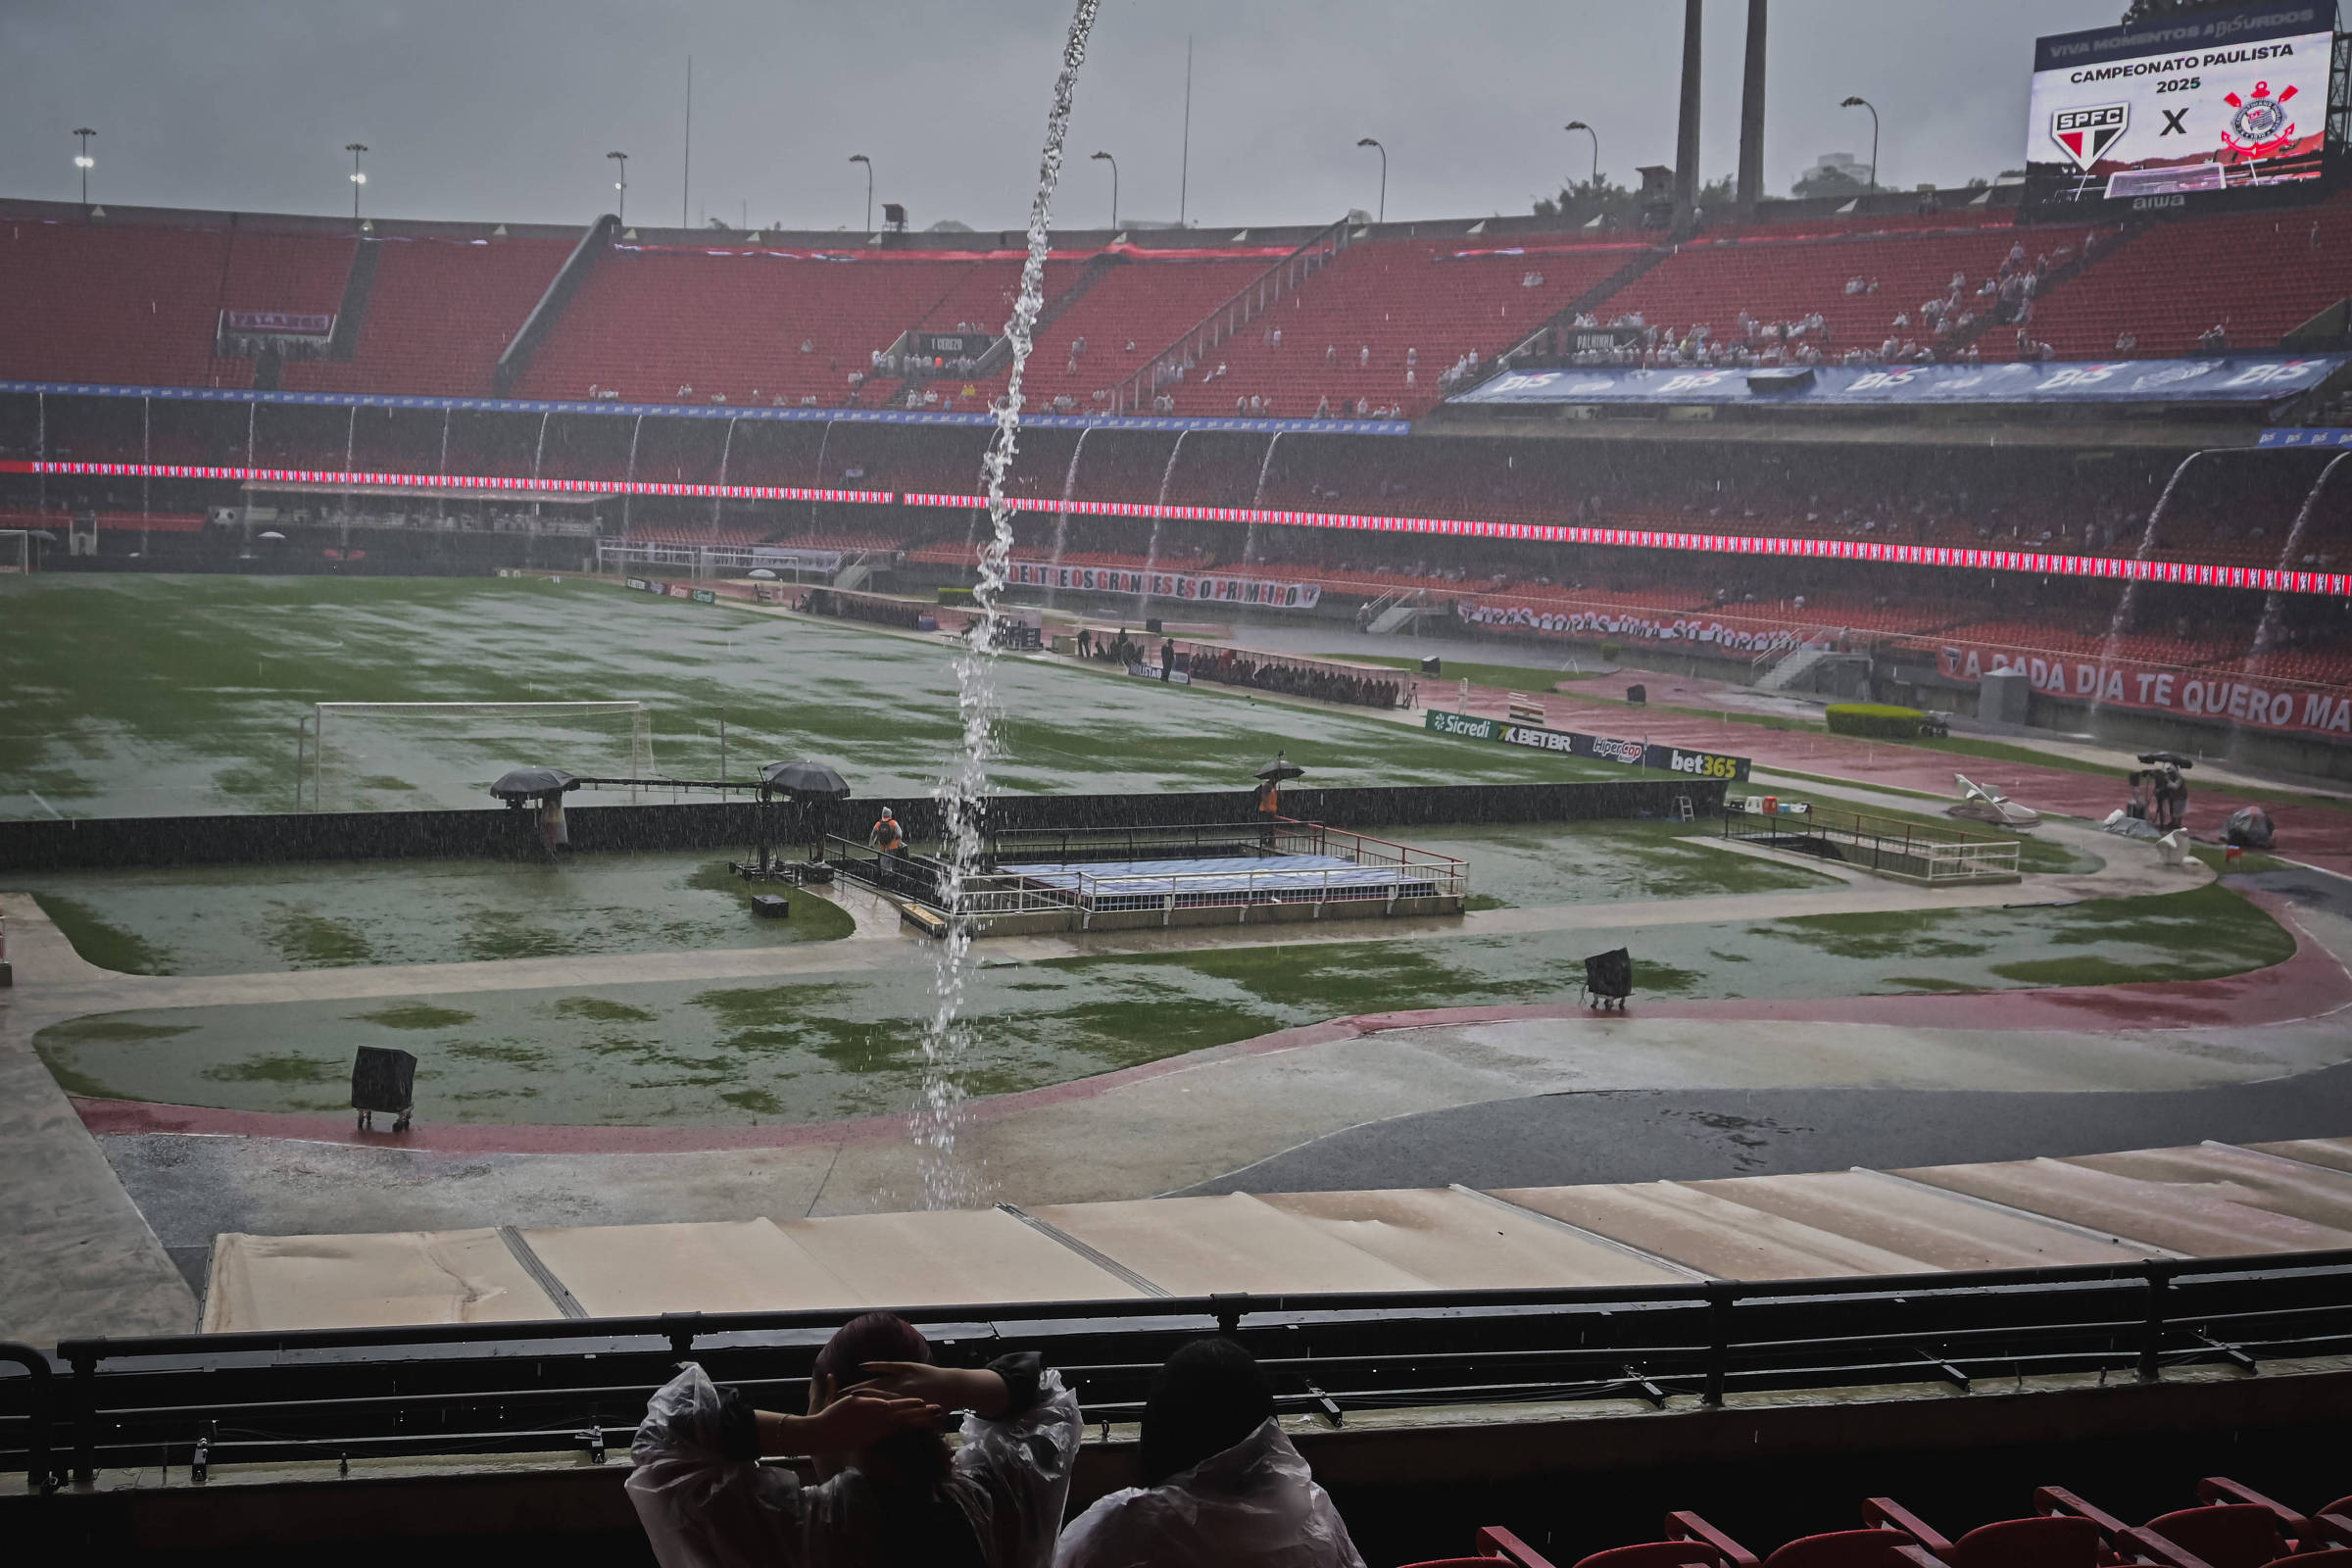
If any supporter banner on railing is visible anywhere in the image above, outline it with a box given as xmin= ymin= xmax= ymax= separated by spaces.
xmin=1934 ymin=643 xmax=2352 ymax=737
xmin=1425 ymin=709 xmax=1753 ymax=782
xmin=2257 ymin=427 xmax=2352 ymax=450
xmin=222 ymin=310 xmax=335 ymax=337
xmin=1448 ymin=354 xmax=2350 ymax=408
xmin=1461 ymin=600 xmax=1815 ymax=654
xmin=1004 ymin=557 xmax=1321 ymax=610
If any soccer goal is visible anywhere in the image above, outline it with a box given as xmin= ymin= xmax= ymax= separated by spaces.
xmin=0 ymin=529 xmax=31 ymax=575
xmin=296 ymin=701 xmax=656 ymax=812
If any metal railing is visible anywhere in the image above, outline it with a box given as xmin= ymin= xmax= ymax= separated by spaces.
xmin=8 ymin=1250 xmax=2349 ymax=1491
xmin=1112 ymin=220 xmax=1355 ymax=415
xmin=1726 ymin=798 xmax=2021 ymax=882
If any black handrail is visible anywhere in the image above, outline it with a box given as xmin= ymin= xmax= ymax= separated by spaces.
xmin=14 ymin=1251 xmax=2349 ymax=1484
xmin=0 ymin=1344 xmax=54 ymax=1494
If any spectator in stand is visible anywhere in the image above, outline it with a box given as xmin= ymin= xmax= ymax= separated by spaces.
xmin=629 ymin=1312 xmax=1081 ymax=1568
xmin=2200 ymin=322 xmax=2230 ymax=352
xmin=2116 ymin=332 xmax=2139 ymax=356
xmin=1358 ymin=345 xmax=1371 ymax=368
xmin=1054 ymin=1338 xmax=1363 ymax=1568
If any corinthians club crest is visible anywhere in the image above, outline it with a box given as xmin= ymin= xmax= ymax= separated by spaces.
xmin=2051 ymin=103 xmax=2129 ymax=171
xmin=2221 ymin=80 xmax=2299 ymax=159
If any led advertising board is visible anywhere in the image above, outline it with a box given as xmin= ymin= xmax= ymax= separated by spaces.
xmin=2027 ymin=4 xmax=2333 ymax=212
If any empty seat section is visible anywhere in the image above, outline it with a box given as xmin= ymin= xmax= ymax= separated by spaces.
xmin=1009 ymin=257 xmax=1273 ymax=409
xmin=220 ymin=231 xmax=357 ymax=318
xmin=0 ymin=219 xmax=231 ymax=386
xmin=2027 ymin=201 xmax=2352 ymax=359
xmin=515 ymin=248 xmax=971 ymax=407
xmin=283 ymin=236 xmax=570 ymax=398
xmin=1196 ymin=238 xmax=1641 ymax=417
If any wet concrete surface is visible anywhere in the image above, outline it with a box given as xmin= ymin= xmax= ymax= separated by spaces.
xmin=1179 ymin=1060 xmax=2352 ymax=1197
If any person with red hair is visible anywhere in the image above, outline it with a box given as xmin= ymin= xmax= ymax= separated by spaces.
xmin=629 ymin=1310 xmax=1082 ymax=1568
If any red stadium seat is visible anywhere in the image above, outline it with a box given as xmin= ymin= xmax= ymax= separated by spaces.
xmin=1862 ymin=1496 xmax=2102 ymax=1567
xmin=1669 ymin=1511 xmax=1936 ymax=1568
xmin=2035 ymin=1486 xmax=2302 ymax=1568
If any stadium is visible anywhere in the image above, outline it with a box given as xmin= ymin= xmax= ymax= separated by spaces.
xmin=4 ymin=1 xmax=2352 ymax=1564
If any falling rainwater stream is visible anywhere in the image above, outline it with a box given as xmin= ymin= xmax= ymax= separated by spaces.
xmin=1241 ymin=430 xmax=1284 ymax=566
xmin=2234 ymin=452 xmax=2351 ymax=758
xmin=1043 ymin=425 xmax=1095 ymax=605
xmin=2088 ymin=450 xmax=2206 ymax=728
xmin=912 ymin=0 xmax=1102 ymax=1208
xmin=1136 ymin=428 xmax=1192 ymax=620
xmin=808 ymin=417 xmax=837 ymax=534
xmin=710 ymin=416 xmax=738 ymax=533
xmin=530 ymin=412 xmax=550 ymax=524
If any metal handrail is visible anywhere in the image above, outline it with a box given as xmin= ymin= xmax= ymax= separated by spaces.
xmin=0 ymin=1344 xmax=54 ymax=1493
xmin=17 ymin=1251 xmax=2350 ymax=1482
xmin=1112 ymin=219 xmax=1354 ymax=415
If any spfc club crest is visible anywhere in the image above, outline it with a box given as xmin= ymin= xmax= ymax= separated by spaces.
xmin=2221 ymin=81 xmax=2299 ymax=158
xmin=2051 ymin=103 xmax=2129 ymax=171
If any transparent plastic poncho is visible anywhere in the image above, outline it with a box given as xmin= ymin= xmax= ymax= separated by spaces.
xmin=1054 ymin=1417 xmax=1367 ymax=1568
xmin=627 ymin=1361 xmax=1083 ymax=1568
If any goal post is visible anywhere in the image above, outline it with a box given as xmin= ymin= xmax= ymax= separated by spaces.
xmin=300 ymin=701 xmax=655 ymax=812
xmin=0 ymin=529 xmax=31 ymax=574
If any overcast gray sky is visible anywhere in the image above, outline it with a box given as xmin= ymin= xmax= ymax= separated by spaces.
xmin=2 ymin=0 xmax=2133 ymax=233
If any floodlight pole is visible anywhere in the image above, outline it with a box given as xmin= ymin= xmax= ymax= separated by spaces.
xmin=608 ymin=150 xmax=629 ymax=224
xmin=1841 ymin=96 xmax=1879 ymax=192
xmin=1564 ymin=121 xmax=1598 ymax=187
xmin=1090 ymin=150 xmax=1118 ymax=230
xmin=346 ymin=143 xmax=368 ymax=221
xmin=1356 ymin=137 xmax=1385 ymax=224
xmin=850 ymin=154 xmax=872 ymax=231
xmin=74 ymin=127 xmax=96 ymax=208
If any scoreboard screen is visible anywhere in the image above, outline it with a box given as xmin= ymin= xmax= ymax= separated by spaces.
xmin=2027 ymin=4 xmax=2333 ymax=211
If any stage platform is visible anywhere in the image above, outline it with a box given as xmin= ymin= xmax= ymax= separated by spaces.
xmin=835 ymin=819 xmax=1470 ymax=934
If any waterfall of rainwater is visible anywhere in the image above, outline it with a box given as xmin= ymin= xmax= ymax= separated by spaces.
xmin=619 ymin=415 xmax=644 ymax=535
xmin=1043 ymin=426 xmax=1094 ymax=606
xmin=1137 ymin=429 xmax=1192 ymax=620
xmin=913 ymin=0 xmax=1102 ymax=1209
xmin=2246 ymin=451 xmax=2349 ymax=678
xmin=2089 ymin=450 xmax=2205 ymax=723
xmin=530 ymin=412 xmax=550 ymax=523
xmin=808 ymin=418 xmax=837 ymax=535
xmin=1240 ymin=431 xmax=1283 ymax=567
xmin=710 ymin=417 xmax=738 ymax=533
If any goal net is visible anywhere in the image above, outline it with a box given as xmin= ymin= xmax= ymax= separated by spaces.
xmin=0 ymin=529 xmax=30 ymax=574
xmin=300 ymin=701 xmax=657 ymax=812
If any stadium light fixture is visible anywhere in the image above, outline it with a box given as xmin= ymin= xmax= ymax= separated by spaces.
xmin=1355 ymin=137 xmax=1385 ymax=224
xmin=849 ymin=153 xmax=872 ymax=232
xmin=1840 ymin=96 xmax=1880 ymax=193
xmin=1090 ymin=150 xmax=1118 ymax=232
xmin=345 ymin=143 xmax=368 ymax=221
xmin=74 ymin=127 xmax=97 ymax=208
xmin=607 ymin=150 xmax=629 ymax=224
xmin=1564 ymin=121 xmax=1598 ymax=189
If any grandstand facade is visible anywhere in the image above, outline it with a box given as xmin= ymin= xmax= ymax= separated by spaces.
xmin=3 ymin=186 xmax=2350 ymax=770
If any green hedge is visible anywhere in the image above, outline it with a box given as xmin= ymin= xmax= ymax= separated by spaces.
xmin=1825 ymin=703 xmax=1927 ymax=740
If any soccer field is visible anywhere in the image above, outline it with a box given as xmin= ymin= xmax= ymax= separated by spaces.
xmin=0 ymin=574 xmax=1658 ymax=819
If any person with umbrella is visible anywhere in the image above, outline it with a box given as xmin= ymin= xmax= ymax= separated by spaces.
xmin=759 ymin=760 xmax=852 ymax=873
xmin=1254 ymin=753 xmax=1302 ymax=848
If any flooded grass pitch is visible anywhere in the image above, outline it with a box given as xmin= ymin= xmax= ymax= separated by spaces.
xmin=0 ymin=574 xmax=1661 ymax=819
xmin=32 ymin=877 xmax=2290 ymax=1127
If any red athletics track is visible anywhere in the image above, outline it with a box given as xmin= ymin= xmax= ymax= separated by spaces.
xmin=1442 ymin=673 xmax=2352 ymax=876
xmin=69 ymin=896 xmax=2348 ymax=1155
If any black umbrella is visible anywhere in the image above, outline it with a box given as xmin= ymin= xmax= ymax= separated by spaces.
xmin=2137 ymin=752 xmax=2196 ymax=769
xmin=1254 ymin=752 xmax=1306 ymax=783
xmin=489 ymin=766 xmax=579 ymax=801
xmin=760 ymin=759 xmax=852 ymax=799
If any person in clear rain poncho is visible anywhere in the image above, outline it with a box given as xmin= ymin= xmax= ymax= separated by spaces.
xmin=628 ymin=1310 xmax=1083 ymax=1568
xmin=1054 ymin=1337 xmax=1365 ymax=1568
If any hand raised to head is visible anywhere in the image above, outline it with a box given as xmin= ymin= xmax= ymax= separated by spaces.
xmin=808 ymin=1391 xmax=944 ymax=1452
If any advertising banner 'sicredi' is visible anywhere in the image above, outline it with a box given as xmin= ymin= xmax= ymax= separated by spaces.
xmin=2027 ymin=4 xmax=2331 ymax=210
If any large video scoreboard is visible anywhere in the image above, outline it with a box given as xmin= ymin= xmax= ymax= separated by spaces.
xmin=2028 ymin=3 xmax=2336 ymax=212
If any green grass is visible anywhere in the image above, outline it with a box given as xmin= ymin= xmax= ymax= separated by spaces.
xmin=683 ymin=862 xmax=860 ymax=941
xmin=1322 ymin=654 xmax=1602 ymax=692
xmin=31 ymin=893 xmax=175 ymax=974
xmin=352 ymin=1003 xmax=476 ymax=1030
